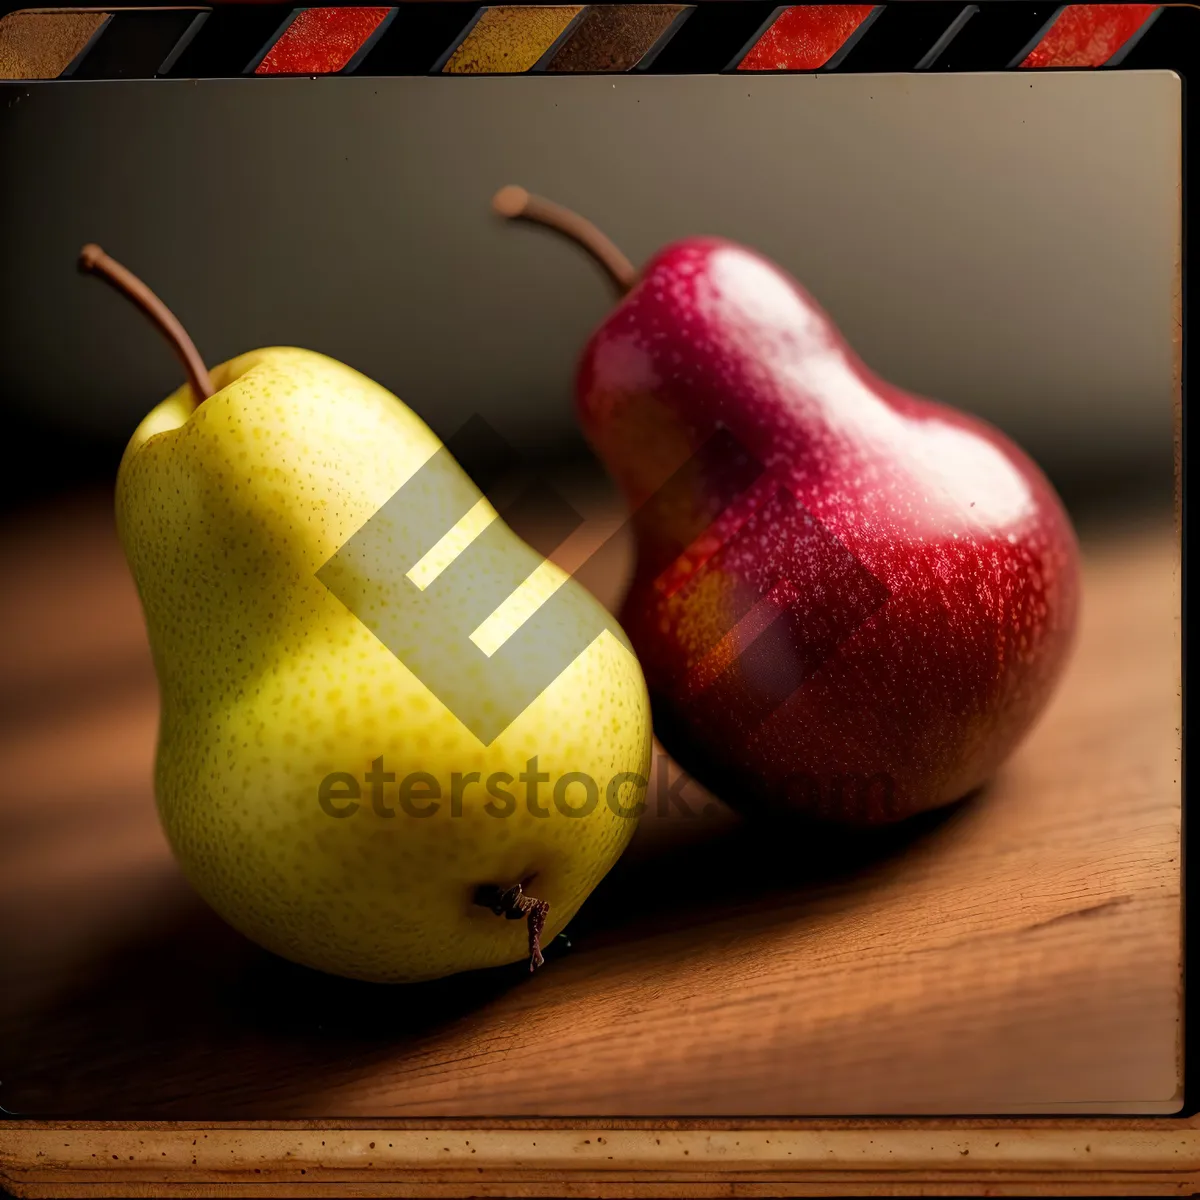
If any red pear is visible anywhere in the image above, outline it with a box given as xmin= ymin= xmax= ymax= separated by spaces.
xmin=495 ymin=188 xmax=1081 ymax=826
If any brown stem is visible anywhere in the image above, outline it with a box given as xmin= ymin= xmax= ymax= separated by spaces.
xmin=492 ymin=186 xmax=637 ymax=296
xmin=78 ymin=244 xmax=214 ymax=407
xmin=475 ymin=882 xmax=552 ymax=972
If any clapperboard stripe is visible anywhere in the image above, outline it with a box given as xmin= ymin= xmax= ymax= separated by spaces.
xmin=0 ymin=8 xmax=111 ymax=79
xmin=0 ymin=3 xmax=1181 ymax=80
xmin=70 ymin=7 xmax=209 ymax=78
xmin=1013 ymin=3 xmax=1161 ymax=68
xmin=248 ymin=7 xmax=395 ymax=75
xmin=432 ymin=5 xmax=583 ymax=74
xmin=830 ymin=4 xmax=978 ymax=73
xmin=732 ymin=5 xmax=882 ymax=72
xmin=534 ymin=4 xmax=694 ymax=72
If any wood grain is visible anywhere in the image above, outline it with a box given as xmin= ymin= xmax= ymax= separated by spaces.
xmin=0 ymin=492 xmax=1182 ymax=1122
xmin=2 ymin=1120 xmax=1200 ymax=1197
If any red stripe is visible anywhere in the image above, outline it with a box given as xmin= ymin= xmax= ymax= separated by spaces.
xmin=255 ymin=7 xmax=392 ymax=75
xmin=737 ymin=4 xmax=876 ymax=72
xmin=1019 ymin=4 xmax=1159 ymax=68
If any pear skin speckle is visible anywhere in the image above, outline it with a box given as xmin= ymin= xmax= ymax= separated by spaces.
xmin=116 ymin=348 xmax=652 ymax=983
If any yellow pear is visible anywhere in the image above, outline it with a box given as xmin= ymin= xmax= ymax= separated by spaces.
xmin=86 ymin=246 xmax=652 ymax=984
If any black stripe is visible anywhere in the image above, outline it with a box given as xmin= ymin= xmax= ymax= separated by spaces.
xmin=835 ymin=2 xmax=976 ymax=73
xmin=355 ymin=3 xmax=482 ymax=76
xmin=158 ymin=5 xmax=295 ymax=80
xmin=70 ymin=10 xmax=210 ymax=81
xmin=921 ymin=2 xmax=1062 ymax=72
xmin=156 ymin=12 xmax=210 ymax=78
xmin=914 ymin=6 xmax=978 ymax=71
xmin=646 ymin=1 xmax=779 ymax=74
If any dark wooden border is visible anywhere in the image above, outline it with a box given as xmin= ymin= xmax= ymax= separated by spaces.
xmin=2 ymin=1118 xmax=1199 ymax=1196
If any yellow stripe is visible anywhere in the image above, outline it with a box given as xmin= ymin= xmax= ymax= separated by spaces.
xmin=441 ymin=5 xmax=584 ymax=74
xmin=0 ymin=10 xmax=109 ymax=80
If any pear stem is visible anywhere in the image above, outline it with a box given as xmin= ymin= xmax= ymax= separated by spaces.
xmin=492 ymin=186 xmax=637 ymax=296
xmin=78 ymin=244 xmax=214 ymax=407
xmin=475 ymin=882 xmax=552 ymax=973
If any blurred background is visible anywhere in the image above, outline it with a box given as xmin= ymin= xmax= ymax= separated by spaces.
xmin=0 ymin=69 xmax=1180 ymax=525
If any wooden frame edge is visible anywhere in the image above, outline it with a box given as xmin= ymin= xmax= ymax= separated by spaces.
xmin=2 ymin=1119 xmax=1199 ymax=1197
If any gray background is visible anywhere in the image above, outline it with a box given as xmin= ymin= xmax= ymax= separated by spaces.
xmin=0 ymin=72 xmax=1180 ymax=505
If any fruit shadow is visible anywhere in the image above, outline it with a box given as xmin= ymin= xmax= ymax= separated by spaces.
xmin=570 ymin=758 xmax=981 ymax=946
xmin=1 ymin=871 xmax=553 ymax=1119
xmin=3 ymin=772 xmax=980 ymax=1120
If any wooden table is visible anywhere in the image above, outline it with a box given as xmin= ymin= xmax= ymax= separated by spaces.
xmin=0 ymin=490 xmax=1181 ymax=1118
